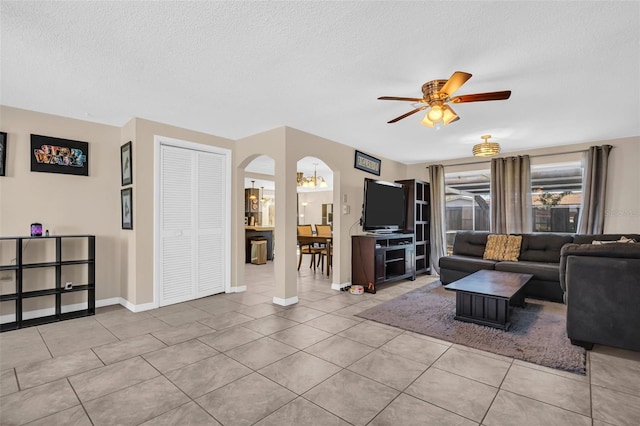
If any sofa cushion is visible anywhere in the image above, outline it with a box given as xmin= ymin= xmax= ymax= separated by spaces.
xmin=452 ymin=231 xmax=490 ymax=257
xmin=439 ymin=254 xmax=497 ymax=273
xmin=519 ymin=233 xmax=573 ymax=263
xmin=495 ymin=260 xmax=560 ymax=282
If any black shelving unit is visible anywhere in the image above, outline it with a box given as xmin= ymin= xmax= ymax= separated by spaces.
xmin=396 ymin=179 xmax=431 ymax=275
xmin=0 ymin=235 xmax=95 ymax=332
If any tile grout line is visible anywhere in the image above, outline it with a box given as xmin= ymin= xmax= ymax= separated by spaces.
xmin=480 ymin=358 xmax=515 ymax=425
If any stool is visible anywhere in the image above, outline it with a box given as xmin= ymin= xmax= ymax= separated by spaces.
xmin=251 ymin=239 xmax=267 ymax=265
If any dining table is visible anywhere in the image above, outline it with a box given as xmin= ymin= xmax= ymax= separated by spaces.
xmin=297 ymin=234 xmax=333 ymax=276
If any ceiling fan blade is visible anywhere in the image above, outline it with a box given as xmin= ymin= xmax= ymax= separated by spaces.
xmin=440 ymin=71 xmax=472 ymax=97
xmin=450 ymin=90 xmax=512 ymax=103
xmin=387 ymin=106 xmax=426 ymax=123
xmin=378 ymin=96 xmax=425 ymax=102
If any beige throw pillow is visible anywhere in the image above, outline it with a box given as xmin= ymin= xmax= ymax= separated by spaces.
xmin=483 ymin=234 xmax=508 ymax=260
xmin=502 ymin=235 xmax=523 ymax=261
xmin=592 ymin=236 xmax=638 ymax=245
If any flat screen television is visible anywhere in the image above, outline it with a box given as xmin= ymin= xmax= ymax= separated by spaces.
xmin=362 ymin=178 xmax=406 ymax=233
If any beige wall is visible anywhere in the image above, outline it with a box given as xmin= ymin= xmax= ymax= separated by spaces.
xmin=0 ymin=106 xmax=122 ymax=315
xmin=129 ymin=118 xmax=235 ymax=306
xmin=297 ymin=190 xmax=332 ymax=226
xmin=2 ymin=104 xmax=637 ymax=315
xmin=233 ymin=126 xmax=409 ymax=300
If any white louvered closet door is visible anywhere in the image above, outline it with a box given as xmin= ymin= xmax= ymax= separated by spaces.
xmin=195 ymin=150 xmax=225 ymax=298
xmin=159 ymin=145 xmax=226 ymax=306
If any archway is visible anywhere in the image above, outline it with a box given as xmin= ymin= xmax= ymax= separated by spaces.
xmin=295 ymin=157 xmax=335 ymax=291
xmin=241 ymin=155 xmax=278 ymax=298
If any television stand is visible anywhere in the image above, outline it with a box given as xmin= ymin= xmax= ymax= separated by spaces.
xmin=351 ymin=233 xmax=415 ymax=293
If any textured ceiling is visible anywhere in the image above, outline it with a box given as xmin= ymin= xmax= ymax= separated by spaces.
xmin=1 ymin=1 xmax=639 ymax=165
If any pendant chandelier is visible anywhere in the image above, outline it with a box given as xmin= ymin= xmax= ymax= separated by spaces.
xmin=248 ymin=180 xmax=257 ymax=199
xmin=297 ymin=163 xmax=328 ymax=189
xmin=472 ymin=134 xmax=501 ymax=157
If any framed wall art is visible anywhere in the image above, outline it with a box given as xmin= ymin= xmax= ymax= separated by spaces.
xmin=30 ymin=134 xmax=89 ymax=176
xmin=121 ymin=188 xmax=133 ymax=230
xmin=120 ymin=141 xmax=132 ymax=186
xmin=354 ymin=150 xmax=381 ymax=176
xmin=0 ymin=132 xmax=6 ymax=176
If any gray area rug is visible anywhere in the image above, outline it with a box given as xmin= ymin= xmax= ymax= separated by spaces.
xmin=357 ymin=282 xmax=586 ymax=375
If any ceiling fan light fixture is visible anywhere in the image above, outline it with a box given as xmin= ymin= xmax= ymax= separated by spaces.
xmin=442 ymin=106 xmax=458 ymax=125
xmin=379 ymin=71 xmax=511 ymax=127
xmin=426 ymin=105 xmax=444 ymax=122
xmin=472 ymin=134 xmax=501 ymax=157
xmin=420 ymin=113 xmax=435 ymax=128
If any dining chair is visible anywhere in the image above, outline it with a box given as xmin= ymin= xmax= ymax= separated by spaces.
xmin=297 ymin=224 xmax=321 ymax=271
xmin=315 ymin=224 xmax=333 ymax=274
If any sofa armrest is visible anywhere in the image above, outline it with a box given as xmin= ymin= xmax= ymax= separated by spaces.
xmin=565 ymin=253 xmax=640 ymax=351
xmin=559 ymin=243 xmax=640 ymax=297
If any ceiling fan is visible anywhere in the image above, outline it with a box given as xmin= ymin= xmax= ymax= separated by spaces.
xmin=378 ymin=71 xmax=511 ymax=128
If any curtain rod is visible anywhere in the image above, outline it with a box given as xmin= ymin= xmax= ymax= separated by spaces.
xmin=425 ymin=147 xmax=609 ymax=169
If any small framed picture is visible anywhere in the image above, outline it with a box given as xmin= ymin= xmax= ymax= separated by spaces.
xmin=354 ymin=150 xmax=381 ymax=176
xmin=121 ymin=141 xmax=132 ymax=186
xmin=121 ymin=188 xmax=133 ymax=230
xmin=0 ymin=132 xmax=6 ymax=177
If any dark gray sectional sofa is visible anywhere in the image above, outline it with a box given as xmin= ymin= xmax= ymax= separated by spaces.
xmin=439 ymin=231 xmax=640 ymax=303
xmin=560 ymin=242 xmax=640 ymax=351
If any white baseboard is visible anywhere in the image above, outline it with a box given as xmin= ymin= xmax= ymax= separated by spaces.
xmin=119 ymin=298 xmax=157 ymax=313
xmin=1 ymin=297 xmax=122 ymax=324
xmin=98 ymin=297 xmax=120 ymax=308
xmin=229 ymin=285 xmax=247 ymax=293
xmin=272 ymin=296 xmax=299 ymax=306
xmin=331 ymin=281 xmax=351 ymax=291
xmin=0 ymin=296 xmax=164 ymax=324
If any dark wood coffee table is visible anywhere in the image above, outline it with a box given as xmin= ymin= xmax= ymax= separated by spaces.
xmin=444 ymin=270 xmax=533 ymax=330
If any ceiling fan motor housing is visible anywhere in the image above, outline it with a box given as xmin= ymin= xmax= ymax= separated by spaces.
xmin=421 ymin=80 xmax=450 ymax=103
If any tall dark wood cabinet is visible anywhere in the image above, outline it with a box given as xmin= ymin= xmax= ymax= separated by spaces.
xmin=396 ymin=179 xmax=431 ymax=275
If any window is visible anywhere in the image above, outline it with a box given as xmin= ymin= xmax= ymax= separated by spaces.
xmin=445 ymin=169 xmax=491 ymax=254
xmin=444 ymin=161 xmax=583 ymax=250
xmin=531 ymin=161 xmax=582 ymax=233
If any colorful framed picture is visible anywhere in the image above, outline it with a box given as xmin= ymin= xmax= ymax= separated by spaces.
xmin=0 ymin=132 xmax=6 ymax=176
xmin=354 ymin=150 xmax=381 ymax=176
xmin=121 ymin=188 xmax=133 ymax=230
xmin=30 ymin=134 xmax=89 ymax=176
xmin=120 ymin=141 xmax=132 ymax=186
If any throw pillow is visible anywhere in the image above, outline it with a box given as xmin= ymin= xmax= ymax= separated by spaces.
xmin=483 ymin=234 xmax=508 ymax=260
xmin=502 ymin=235 xmax=523 ymax=261
xmin=592 ymin=236 xmax=638 ymax=245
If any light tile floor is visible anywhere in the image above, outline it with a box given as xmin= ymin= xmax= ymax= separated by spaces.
xmin=1 ymin=263 xmax=640 ymax=425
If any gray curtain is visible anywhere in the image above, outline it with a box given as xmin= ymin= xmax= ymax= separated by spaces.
xmin=577 ymin=145 xmax=612 ymax=234
xmin=490 ymin=155 xmax=532 ymax=233
xmin=428 ymin=164 xmax=447 ymax=275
